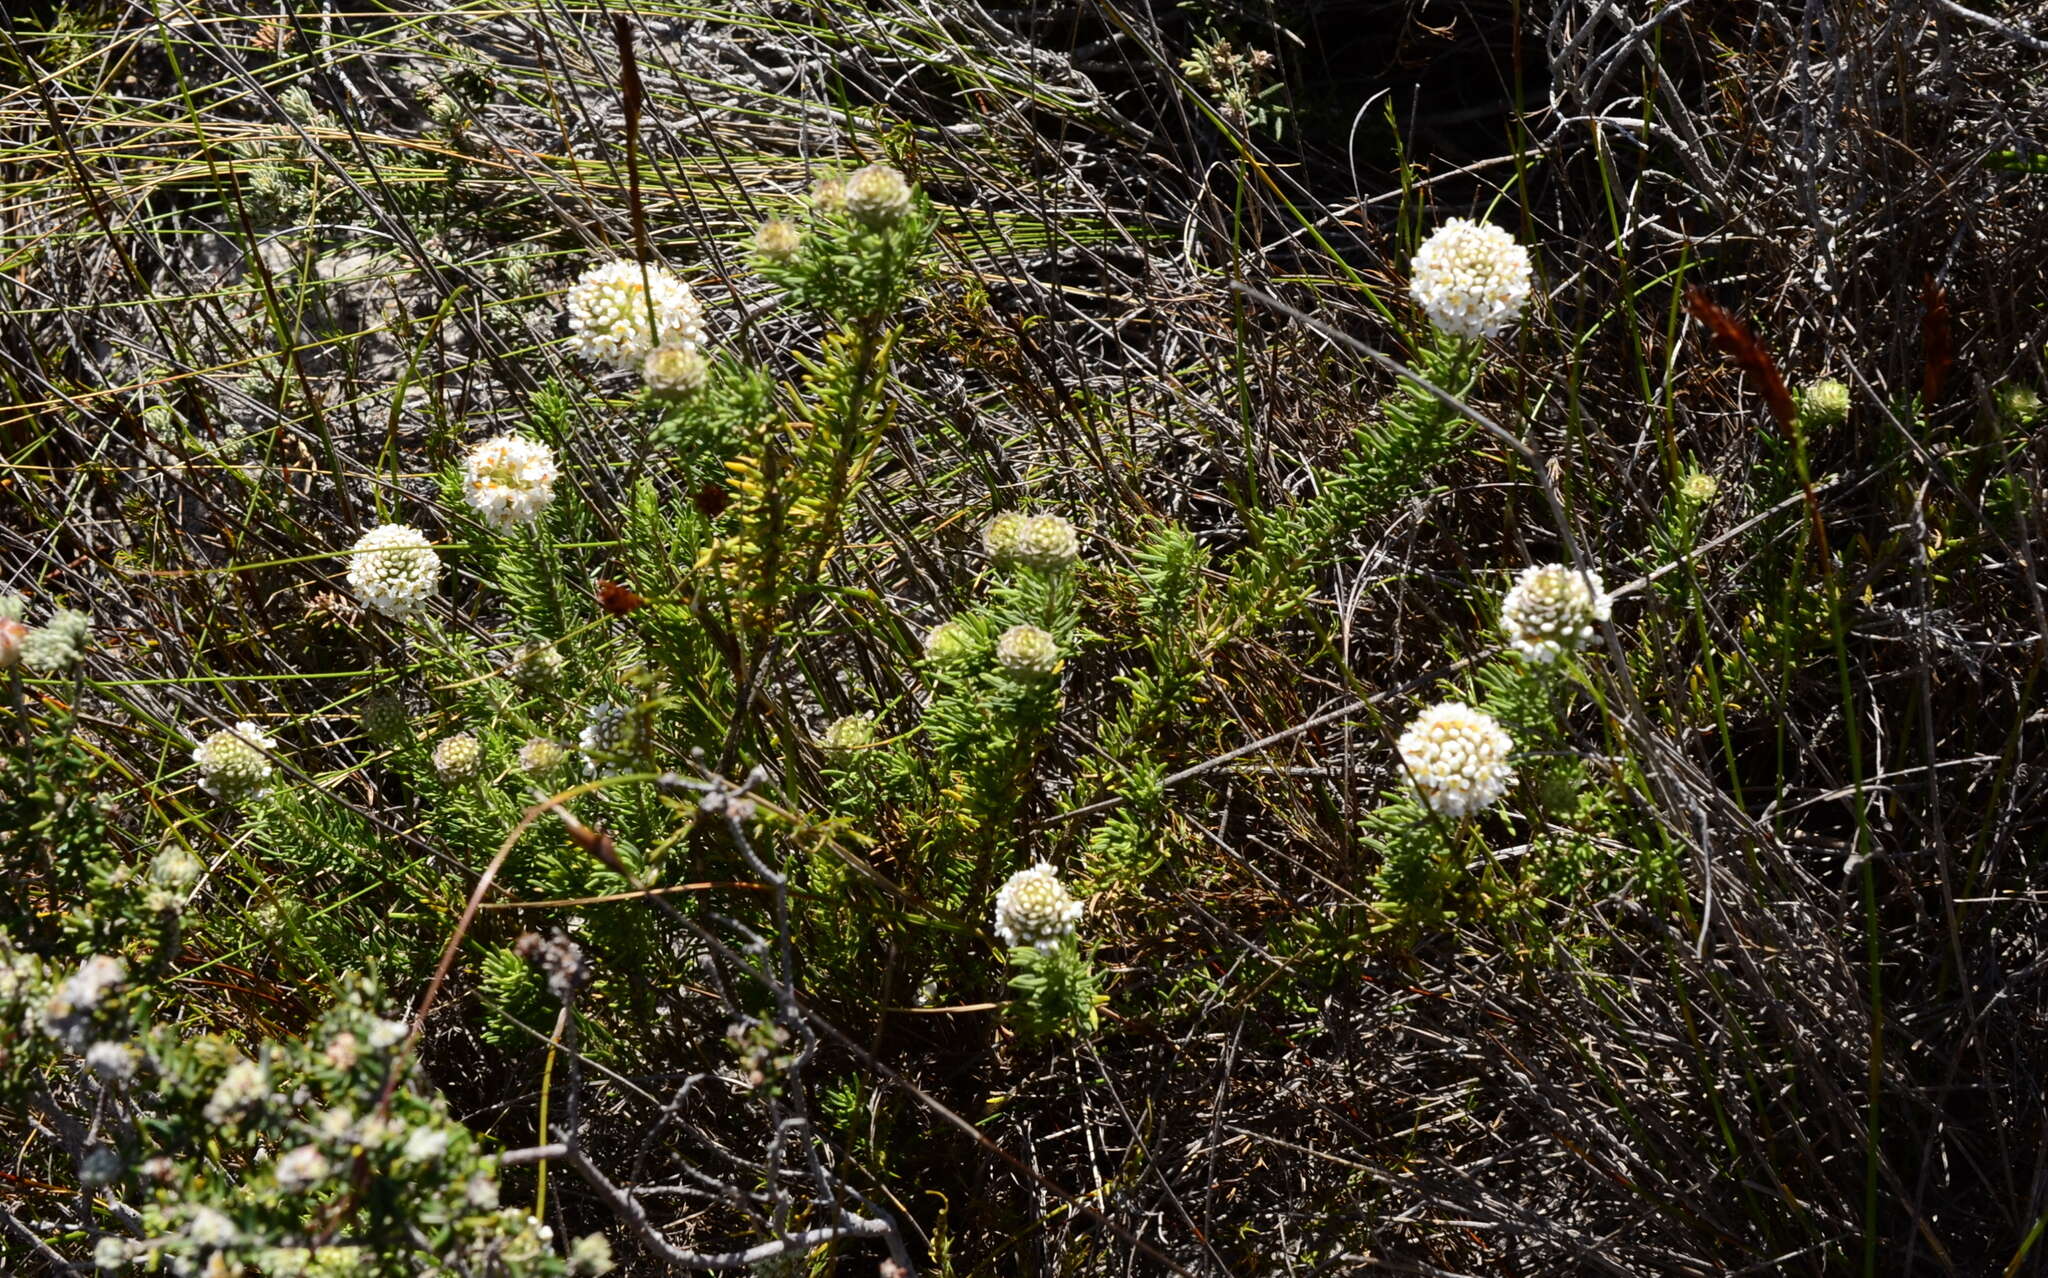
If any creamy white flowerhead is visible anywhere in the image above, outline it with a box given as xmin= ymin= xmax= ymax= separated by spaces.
xmin=565 ymin=259 xmax=705 ymax=370
xmin=1396 ymin=701 xmax=1515 ymax=818
xmin=579 ymin=702 xmax=635 ymax=775
xmin=1499 ymin=563 xmax=1611 ymax=663
xmin=995 ymin=623 xmax=1060 ymax=679
xmin=1013 ymin=514 xmax=1080 ymax=572
xmin=1409 ymin=218 xmax=1533 ymax=340
xmin=193 ymin=721 xmax=279 ymax=801
xmin=994 ymin=861 xmax=1083 ymax=951
xmin=843 ymin=163 xmax=913 ymax=229
xmin=432 ymin=732 xmax=483 ymax=784
xmin=346 ymin=524 xmax=440 ymax=620
xmin=462 ymin=435 xmax=557 ymax=531
xmin=983 ymin=511 xmax=1028 ymax=565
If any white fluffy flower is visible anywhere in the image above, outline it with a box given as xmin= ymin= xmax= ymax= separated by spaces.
xmin=192 ymin=721 xmax=278 ymax=801
xmin=403 ymin=1126 xmax=450 ymax=1163
xmin=274 ymin=1144 xmax=329 ymax=1192
xmin=345 ymin=524 xmax=440 ymax=620
xmin=994 ymin=861 xmax=1083 ymax=952
xmin=995 ymin=624 xmax=1060 ymax=679
xmin=462 ymin=435 xmax=557 ymax=531
xmin=186 ymin=1206 xmax=238 ymax=1249
xmin=1396 ymin=702 xmax=1515 ymax=819
xmin=982 ymin=512 xmax=1027 ymax=565
xmin=565 ymin=259 xmax=705 ymax=370
xmin=1499 ymin=563 xmax=1611 ymax=662
xmin=366 ymin=1017 xmax=409 ymax=1050
xmin=1408 ymin=218 xmax=1533 ymax=340
xmin=85 ymin=1040 xmax=139 ymax=1082
xmin=203 ymin=1059 xmax=271 ymax=1124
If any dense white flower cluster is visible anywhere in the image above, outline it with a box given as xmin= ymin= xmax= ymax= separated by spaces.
xmin=186 ymin=1205 xmax=239 ymax=1250
xmin=579 ymin=703 xmax=635 ymax=775
xmin=366 ymin=1017 xmax=409 ymax=1050
xmin=1396 ymin=702 xmax=1516 ymax=818
xmin=192 ymin=721 xmax=279 ymax=802
xmin=41 ymin=956 xmax=124 ymax=1049
xmin=346 ymin=524 xmax=440 ymax=620
xmin=1499 ymin=564 xmax=1611 ymax=663
xmin=994 ymin=861 xmax=1083 ymax=951
xmin=461 ymin=435 xmax=557 ymax=531
xmin=433 ymin=732 xmax=483 ymax=783
xmin=565 ymin=259 xmax=705 ymax=370
xmin=84 ymin=1039 xmax=139 ymax=1082
xmin=20 ymin=608 xmax=92 ymax=671
xmin=1013 ymin=514 xmax=1080 ymax=572
xmin=1799 ymin=378 xmax=1851 ymax=427
xmin=203 ymin=1058 xmax=271 ymax=1124
xmin=274 ymin=1144 xmax=329 ymax=1192
xmin=1408 ymin=218 xmax=1533 ymax=340
xmin=844 ymin=163 xmax=913 ymax=228
xmin=995 ymin=624 xmax=1060 ymax=679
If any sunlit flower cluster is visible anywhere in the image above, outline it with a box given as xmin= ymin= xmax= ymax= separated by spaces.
xmin=192 ymin=721 xmax=279 ymax=802
xmin=346 ymin=524 xmax=440 ymax=620
xmin=579 ymin=702 xmax=636 ymax=775
xmin=821 ymin=713 xmax=878 ymax=752
xmin=1499 ymin=563 xmax=1611 ymax=663
xmin=433 ymin=732 xmax=483 ymax=783
xmin=994 ymin=861 xmax=1084 ymax=951
xmin=995 ymin=624 xmax=1060 ymax=679
xmin=1396 ymin=701 xmax=1516 ymax=818
xmin=844 ymin=163 xmax=913 ymax=229
xmin=1409 ymin=217 xmax=1533 ymax=340
xmin=565 ymin=259 xmax=705 ymax=370
xmin=461 ymin=435 xmax=557 ymax=531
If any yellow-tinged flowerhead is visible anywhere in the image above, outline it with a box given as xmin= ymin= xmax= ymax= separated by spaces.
xmin=1499 ymin=563 xmax=1611 ymax=663
xmin=1680 ymin=469 xmax=1720 ymax=505
xmin=1798 ymin=378 xmax=1851 ymax=428
xmin=193 ymin=721 xmax=279 ymax=802
xmin=1997 ymin=383 xmax=2042 ymax=426
xmin=923 ymin=619 xmax=976 ymax=665
xmin=983 ymin=511 xmax=1029 ymax=566
xmin=1408 ymin=218 xmax=1533 ymax=340
xmin=995 ymin=624 xmax=1060 ymax=680
xmin=820 ymin=713 xmax=878 ymax=753
xmin=843 ymin=163 xmax=913 ymax=229
xmin=1396 ymin=701 xmax=1514 ymax=819
xmin=432 ymin=732 xmax=484 ymax=784
xmin=346 ymin=524 xmax=440 ymax=620
xmin=461 ymin=435 xmax=557 ymax=531
xmin=565 ymin=259 xmax=705 ymax=370
xmin=752 ymin=219 xmax=802 ymax=262
xmin=1013 ymin=514 xmax=1080 ymax=572
xmin=641 ymin=343 xmax=709 ymax=400
xmin=994 ymin=861 xmax=1083 ymax=952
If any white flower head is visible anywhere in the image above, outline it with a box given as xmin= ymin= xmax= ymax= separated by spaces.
xmin=642 ymin=342 xmax=709 ymax=398
xmin=820 ymin=713 xmax=877 ymax=753
xmin=366 ymin=1017 xmax=409 ymax=1050
xmin=274 ymin=1144 xmax=329 ymax=1192
xmin=843 ymin=163 xmax=913 ymax=229
xmin=186 ymin=1205 xmax=238 ymax=1250
xmin=1499 ymin=563 xmax=1611 ymax=663
xmin=203 ymin=1058 xmax=271 ymax=1125
xmin=995 ymin=624 xmax=1060 ymax=680
xmin=403 ymin=1125 xmax=450 ymax=1163
xmin=994 ymin=861 xmax=1083 ymax=951
xmin=345 ymin=524 xmax=440 ymax=620
xmin=462 ymin=435 xmax=557 ymax=531
xmin=922 ymin=619 xmax=976 ymax=666
xmin=565 ymin=259 xmax=705 ymax=370
xmin=518 ymin=736 xmax=568 ymax=776
xmin=1396 ymin=701 xmax=1515 ymax=819
xmin=982 ymin=512 xmax=1028 ymax=566
xmin=85 ymin=1040 xmax=140 ymax=1082
xmin=432 ymin=732 xmax=484 ymax=784
xmin=1013 ymin=514 xmax=1080 ymax=573
xmin=1409 ymin=218 xmax=1533 ymax=340
xmin=192 ymin=721 xmax=278 ymax=802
